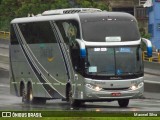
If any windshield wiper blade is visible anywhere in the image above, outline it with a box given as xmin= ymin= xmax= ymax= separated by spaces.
xmin=120 ymin=72 xmax=136 ymax=75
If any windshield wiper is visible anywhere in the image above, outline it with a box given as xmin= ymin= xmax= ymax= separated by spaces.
xmin=120 ymin=72 xmax=137 ymax=76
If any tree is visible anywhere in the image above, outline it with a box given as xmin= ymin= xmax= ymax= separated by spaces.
xmin=51 ymin=0 xmax=71 ymax=9
xmin=74 ymin=0 xmax=109 ymax=10
xmin=0 ymin=0 xmax=110 ymax=31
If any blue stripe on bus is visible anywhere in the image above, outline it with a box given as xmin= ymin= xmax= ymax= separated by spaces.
xmin=80 ymin=49 xmax=86 ymax=58
xmin=147 ymin=47 xmax=152 ymax=57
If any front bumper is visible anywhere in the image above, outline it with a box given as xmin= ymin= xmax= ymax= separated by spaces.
xmin=74 ymin=77 xmax=144 ymax=101
xmin=83 ymin=83 xmax=144 ymax=100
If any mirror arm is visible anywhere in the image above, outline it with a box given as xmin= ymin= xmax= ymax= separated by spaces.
xmin=141 ymin=38 xmax=152 ymax=57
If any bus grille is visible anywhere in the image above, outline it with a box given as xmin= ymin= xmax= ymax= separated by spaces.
xmin=103 ymin=87 xmax=129 ymax=91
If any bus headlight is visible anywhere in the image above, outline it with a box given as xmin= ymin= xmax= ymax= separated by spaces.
xmin=130 ymin=82 xmax=144 ymax=90
xmin=86 ymin=84 xmax=102 ymax=91
xmin=130 ymin=85 xmax=137 ymax=90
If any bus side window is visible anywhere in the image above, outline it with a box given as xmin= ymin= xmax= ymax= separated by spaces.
xmin=34 ymin=22 xmax=57 ymax=43
xmin=11 ymin=25 xmax=18 ymax=45
xmin=56 ymin=20 xmax=80 ymax=45
xmin=56 ymin=22 xmax=69 ymax=43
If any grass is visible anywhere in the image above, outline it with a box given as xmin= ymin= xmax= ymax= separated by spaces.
xmin=0 ymin=117 xmax=160 ymax=120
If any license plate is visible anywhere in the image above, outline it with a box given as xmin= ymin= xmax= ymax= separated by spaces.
xmin=111 ymin=93 xmax=121 ymax=97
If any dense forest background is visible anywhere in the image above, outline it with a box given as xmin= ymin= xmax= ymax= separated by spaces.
xmin=0 ymin=0 xmax=109 ymax=31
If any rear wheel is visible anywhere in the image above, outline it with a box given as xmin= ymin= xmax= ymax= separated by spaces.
xmin=21 ymin=85 xmax=27 ymax=103
xmin=26 ymin=84 xmax=46 ymax=104
xmin=26 ymin=85 xmax=33 ymax=104
xmin=118 ymin=99 xmax=129 ymax=107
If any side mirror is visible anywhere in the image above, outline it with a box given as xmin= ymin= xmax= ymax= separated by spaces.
xmin=76 ymin=39 xmax=86 ymax=58
xmin=141 ymin=38 xmax=152 ymax=57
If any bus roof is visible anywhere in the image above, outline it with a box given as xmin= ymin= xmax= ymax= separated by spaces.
xmin=11 ymin=9 xmax=137 ymax=24
xmin=79 ymin=12 xmax=137 ymax=22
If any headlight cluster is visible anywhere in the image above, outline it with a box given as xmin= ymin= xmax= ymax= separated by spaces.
xmin=86 ymin=84 xmax=102 ymax=91
xmin=130 ymin=82 xmax=144 ymax=90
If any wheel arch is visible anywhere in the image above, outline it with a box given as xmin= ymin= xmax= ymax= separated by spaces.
xmin=27 ymin=81 xmax=33 ymax=92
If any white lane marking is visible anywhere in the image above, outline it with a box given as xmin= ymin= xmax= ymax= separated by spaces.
xmin=0 ymin=84 xmax=10 ymax=87
xmin=0 ymin=53 xmax=9 ymax=57
xmin=144 ymin=80 xmax=160 ymax=84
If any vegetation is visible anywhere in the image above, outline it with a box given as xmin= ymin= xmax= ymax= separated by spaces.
xmin=0 ymin=0 xmax=109 ymax=31
xmin=139 ymin=27 xmax=151 ymax=51
xmin=139 ymin=27 xmax=151 ymax=39
xmin=1 ymin=117 xmax=160 ymax=120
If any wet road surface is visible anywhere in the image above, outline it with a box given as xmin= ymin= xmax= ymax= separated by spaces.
xmin=0 ymin=69 xmax=160 ymax=111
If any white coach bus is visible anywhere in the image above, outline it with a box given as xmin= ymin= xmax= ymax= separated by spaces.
xmin=10 ymin=8 xmax=148 ymax=107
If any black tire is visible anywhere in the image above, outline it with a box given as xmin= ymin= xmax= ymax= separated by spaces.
xmin=66 ymin=85 xmax=70 ymax=102
xmin=118 ymin=99 xmax=129 ymax=108
xmin=26 ymin=85 xmax=33 ymax=104
xmin=27 ymin=85 xmax=46 ymax=104
xmin=68 ymin=86 xmax=81 ymax=107
xmin=22 ymin=86 xmax=27 ymax=103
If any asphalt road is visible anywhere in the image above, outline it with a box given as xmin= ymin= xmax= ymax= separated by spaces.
xmin=0 ymin=69 xmax=160 ymax=111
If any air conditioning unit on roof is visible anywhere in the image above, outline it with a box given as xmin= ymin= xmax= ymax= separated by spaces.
xmin=42 ymin=8 xmax=102 ymax=16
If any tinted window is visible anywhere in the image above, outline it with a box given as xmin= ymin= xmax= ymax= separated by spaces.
xmin=10 ymin=25 xmax=19 ymax=45
xmin=19 ymin=21 xmax=56 ymax=44
xmin=56 ymin=20 xmax=80 ymax=45
xmin=82 ymin=20 xmax=140 ymax=42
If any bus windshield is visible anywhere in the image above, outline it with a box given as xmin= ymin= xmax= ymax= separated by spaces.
xmin=82 ymin=20 xmax=140 ymax=42
xmin=85 ymin=46 xmax=143 ymax=77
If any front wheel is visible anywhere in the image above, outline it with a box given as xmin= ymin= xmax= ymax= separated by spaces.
xmin=118 ymin=99 xmax=129 ymax=108
xmin=68 ymin=87 xmax=82 ymax=107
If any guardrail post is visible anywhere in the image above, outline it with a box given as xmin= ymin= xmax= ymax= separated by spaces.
xmin=0 ymin=31 xmax=10 ymax=40
xmin=158 ymin=53 xmax=160 ymax=62
xmin=149 ymin=57 xmax=153 ymax=62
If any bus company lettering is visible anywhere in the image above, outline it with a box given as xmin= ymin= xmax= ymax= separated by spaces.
xmin=134 ymin=112 xmax=158 ymax=117
xmin=12 ymin=112 xmax=42 ymax=117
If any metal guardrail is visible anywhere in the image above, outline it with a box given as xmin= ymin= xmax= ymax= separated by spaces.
xmin=143 ymin=51 xmax=160 ymax=62
xmin=0 ymin=31 xmax=10 ymax=40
